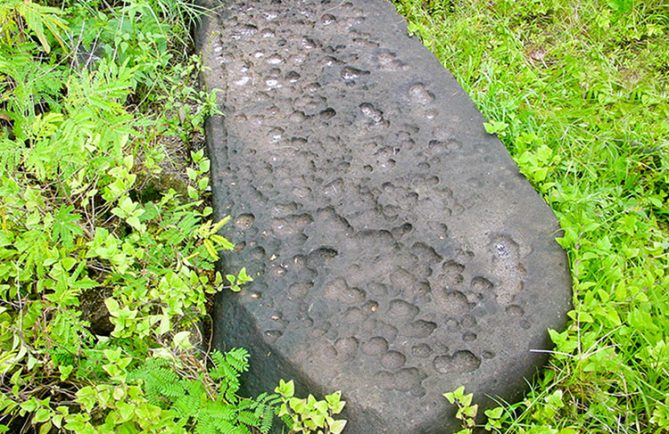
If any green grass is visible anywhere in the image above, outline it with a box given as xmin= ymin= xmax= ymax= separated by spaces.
xmin=393 ymin=0 xmax=668 ymax=432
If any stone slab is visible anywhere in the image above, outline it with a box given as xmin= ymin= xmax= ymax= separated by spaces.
xmin=195 ymin=1 xmax=572 ymax=432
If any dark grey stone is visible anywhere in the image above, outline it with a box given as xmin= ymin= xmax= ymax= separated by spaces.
xmin=195 ymin=1 xmax=571 ymax=432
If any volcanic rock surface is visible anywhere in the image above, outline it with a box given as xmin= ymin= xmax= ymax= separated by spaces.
xmin=196 ymin=1 xmax=571 ymax=432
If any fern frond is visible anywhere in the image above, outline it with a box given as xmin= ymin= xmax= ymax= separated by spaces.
xmin=173 ymin=393 xmax=202 ymax=419
xmin=225 ymin=347 xmax=250 ymax=373
xmin=184 ymin=378 xmax=207 ymax=399
xmin=254 ymin=392 xmax=281 ymax=407
xmin=223 ymin=383 xmax=241 ymax=404
xmin=235 ymin=398 xmax=255 ymax=412
xmin=259 ymin=404 xmax=274 ymax=434
xmin=200 ymin=401 xmax=237 ymax=421
xmin=230 ymin=425 xmax=252 ymax=434
xmin=194 ymin=416 xmax=220 ymax=434
xmin=237 ymin=410 xmax=260 ymax=427
xmin=129 ymin=359 xmax=184 ymax=406
xmin=209 ymin=350 xmax=226 ymax=376
xmin=159 ymin=376 xmax=186 ymax=399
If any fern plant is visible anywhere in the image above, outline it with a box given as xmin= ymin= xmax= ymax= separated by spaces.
xmin=129 ymin=349 xmax=279 ymax=434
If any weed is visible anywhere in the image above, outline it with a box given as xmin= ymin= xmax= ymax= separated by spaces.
xmin=275 ymin=380 xmax=347 ymax=434
xmin=443 ymin=386 xmax=478 ymax=434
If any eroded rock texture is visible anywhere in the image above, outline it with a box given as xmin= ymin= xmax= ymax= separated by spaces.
xmin=196 ymin=1 xmax=571 ymax=432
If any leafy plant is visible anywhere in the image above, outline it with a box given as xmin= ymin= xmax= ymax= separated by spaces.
xmin=128 ymin=349 xmax=278 ymax=434
xmin=443 ymin=386 xmax=477 ymax=434
xmin=275 ymin=380 xmax=347 ymax=434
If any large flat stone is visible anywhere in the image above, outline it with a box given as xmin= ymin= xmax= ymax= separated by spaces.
xmin=196 ymin=1 xmax=571 ymax=432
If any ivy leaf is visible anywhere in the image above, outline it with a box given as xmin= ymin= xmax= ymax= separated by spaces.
xmin=484 ymin=407 xmax=504 ymax=419
xmin=58 ymin=365 xmax=73 ymax=381
xmin=172 ymin=331 xmax=192 ymax=350
xmin=483 ymin=120 xmax=508 ymax=136
xmin=330 ymin=419 xmax=347 ymax=434
xmin=75 ymin=387 xmax=97 ymax=412
xmin=275 ymin=380 xmax=294 ymax=398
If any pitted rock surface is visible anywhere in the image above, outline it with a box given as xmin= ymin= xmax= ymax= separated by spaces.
xmin=196 ymin=1 xmax=571 ymax=432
